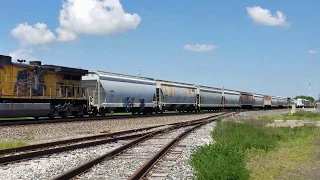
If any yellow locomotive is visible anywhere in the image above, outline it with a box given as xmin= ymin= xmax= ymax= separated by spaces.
xmin=0 ymin=55 xmax=88 ymax=119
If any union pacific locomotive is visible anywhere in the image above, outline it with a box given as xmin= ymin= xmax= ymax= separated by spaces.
xmin=0 ymin=55 xmax=300 ymax=119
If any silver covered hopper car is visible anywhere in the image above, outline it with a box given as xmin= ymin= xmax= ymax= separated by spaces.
xmin=82 ymin=71 xmax=157 ymax=115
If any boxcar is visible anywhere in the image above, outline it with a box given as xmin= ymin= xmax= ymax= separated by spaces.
xmin=223 ymin=90 xmax=240 ymax=109
xmin=240 ymin=92 xmax=254 ymax=109
xmin=82 ymin=71 xmax=157 ymax=115
xmin=253 ymin=94 xmax=264 ymax=108
xmin=156 ymin=80 xmax=198 ymax=112
xmin=198 ymin=86 xmax=223 ymax=110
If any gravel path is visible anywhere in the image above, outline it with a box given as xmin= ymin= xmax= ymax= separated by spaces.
xmin=0 ymin=113 xmax=217 ymax=144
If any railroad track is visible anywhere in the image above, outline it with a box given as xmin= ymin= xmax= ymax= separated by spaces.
xmin=50 ymin=112 xmax=236 ymax=180
xmin=0 ymin=112 xmax=236 ymax=180
xmin=0 ymin=112 xmax=224 ymax=164
xmin=0 ymin=108 xmax=283 ymax=127
xmin=0 ymin=111 xmax=217 ymax=126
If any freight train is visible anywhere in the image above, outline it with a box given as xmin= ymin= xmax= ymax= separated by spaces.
xmin=0 ymin=55 xmax=301 ymax=119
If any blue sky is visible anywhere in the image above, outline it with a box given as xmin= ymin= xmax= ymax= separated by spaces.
xmin=0 ymin=0 xmax=319 ymax=99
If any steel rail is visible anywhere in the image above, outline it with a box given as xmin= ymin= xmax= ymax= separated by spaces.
xmin=0 ymin=132 xmax=146 ymax=165
xmin=127 ymin=112 xmax=237 ymax=180
xmin=0 ymin=111 xmax=213 ymax=126
xmin=0 ymin=113 xmax=223 ymax=156
xmin=0 ymin=113 xmax=225 ymax=166
xmin=51 ymin=113 xmax=234 ymax=180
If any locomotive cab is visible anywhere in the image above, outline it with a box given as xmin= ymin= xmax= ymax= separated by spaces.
xmin=0 ymin=55 xmax=89 ymax=119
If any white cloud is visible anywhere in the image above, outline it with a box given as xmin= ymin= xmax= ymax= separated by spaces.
xmin=308 ymin=50 xmax=317 ymax=54
xmin=11 ymin=23 xmax=56 ymax=47
xmin=246 ymin=6 xmax=290 ymax=27
xmin=183 ymin=44 xmax=217 ymax=52
xmin=9 ymin=49 xmax=38 ymax=61
xmin=56 ymin=0 xmax=142 ymax=41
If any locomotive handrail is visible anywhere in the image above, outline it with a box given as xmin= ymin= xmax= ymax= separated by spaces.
xmin=2 ymin=81 xmax=87 ymax=100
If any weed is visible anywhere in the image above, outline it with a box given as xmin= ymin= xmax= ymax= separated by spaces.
xmin=0 ymin=141 xmax=28 ymax=150
xmin=190 ymin=143 xmax=249 ymax=180
xmin=190 ymin=115 xmax=320 ymax=180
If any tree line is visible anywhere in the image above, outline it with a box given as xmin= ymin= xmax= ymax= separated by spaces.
xmin=292 ymin=95 xmax=318 ymax=102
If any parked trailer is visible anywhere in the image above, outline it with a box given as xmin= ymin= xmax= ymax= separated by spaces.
xmin=156 ymin=80 xmax=198 ymax=112
xmin=198 ymin=86 xmax=223 ymax=110
xmin=253 ymin=94 xmax=264 ymax=108
xmin=223 ymin=90 xmax=241 ymax=109
xmin=296 ymin=99 xmax=304 ymax=108
xmin=303 ymin=99 xmax=313 ymax=108
xmin=240 ymin=92 xmax=254 ymax=109
xmin=82 ymin=71 xmax=157 ymax=115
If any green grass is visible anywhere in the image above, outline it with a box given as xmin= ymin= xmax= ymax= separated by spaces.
xmin=0 ymin=141 xmax=28 ymax=150
xmin=190 ymin=116 xmax=320 ymax=180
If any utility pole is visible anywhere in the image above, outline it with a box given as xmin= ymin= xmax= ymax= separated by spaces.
xmin=309 ymin=81 xmax=311 ymax=97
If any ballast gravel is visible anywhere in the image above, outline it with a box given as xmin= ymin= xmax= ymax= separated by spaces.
xmin=149 ymin=119 xmax=218 ymax=179
xmin=0 ymin=140 xmax=131 ymax=180
xmin=0 ymin=113 xmax=218 ymax=144
xmin=77 ymin=127 xmax=189 ymax=180
xmin=234 ymin=109 xmax=291 ymax=120
xmin=0 ymin=110 xmax=297 ymax=179
xmin=146 ymin=109 xmax=293 ymax=179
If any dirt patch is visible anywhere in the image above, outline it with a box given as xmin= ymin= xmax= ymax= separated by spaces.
xmin=266 ymin=120 xmax=320 ymax=128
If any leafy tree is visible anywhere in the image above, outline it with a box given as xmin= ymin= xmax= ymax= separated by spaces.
xmin=293 ymin=95 xmax=315 ymax=102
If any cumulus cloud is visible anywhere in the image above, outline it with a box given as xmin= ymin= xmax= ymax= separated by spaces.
xmin=246 ymin=6 xmax=290 ymax=27
xmin=308 ymin=50 xmax=317 ymax=54
xmin=9 ymin=49 xmax=38 ymax=61
xmin=56 ymin=0 xmax=142 ymax=41
xmin=11 ymin=23 xmax=56 ymax=47
xmin=183 ymin=44 xmax=217 ymax=52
